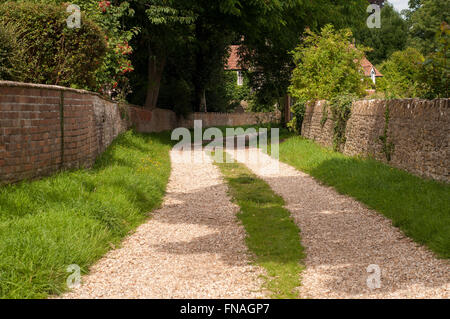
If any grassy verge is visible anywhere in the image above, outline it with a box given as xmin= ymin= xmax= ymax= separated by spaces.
xmin=0 ymin=130 xmax=173 ymax=298
xmin=278 ymin=135 xmax=450 ymax=258
xmin=215 ymin=152 xmax=305 ymax=298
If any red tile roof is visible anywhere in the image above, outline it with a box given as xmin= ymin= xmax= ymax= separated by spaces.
xmin=225 ymin=45 xmax=383 ymax=77
xmin=226 ymin=45 xmax=242 ymax=70
xmin=360 ymin=57 xmax=383 ymax=77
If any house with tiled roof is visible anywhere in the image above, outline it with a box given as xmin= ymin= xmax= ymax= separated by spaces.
xmin=360 ymin=56 xmax=383 ymax=85
xmin=225 ymin=44 xmax=383 ymax=119
xmin=225 ymin=45 xmax=245 ymax=86
xmin=225 ymin=45 xmax=383 ymax=86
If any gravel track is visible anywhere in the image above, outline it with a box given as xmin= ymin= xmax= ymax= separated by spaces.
xmin=226 ymin=147 xmax=449 ymax=299
xmin=60 ymin=149 xmax=265 ymax=299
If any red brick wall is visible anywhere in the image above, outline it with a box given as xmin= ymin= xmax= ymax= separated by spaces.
xmin=1 ymin=81 xmax=281 ymax=184
xmin=129 ymin=107 xmax=177 ymax=133
xmin=0 ymin=82 xmax=128 ymax=184
xmin=178 ymin=111 xmax=280 ymax=128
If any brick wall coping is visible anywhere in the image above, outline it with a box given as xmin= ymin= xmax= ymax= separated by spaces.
xmin=0 ymin=81 xmax=285 ymax=115
xmin=0 ymin=80 xmax=134 ymax=106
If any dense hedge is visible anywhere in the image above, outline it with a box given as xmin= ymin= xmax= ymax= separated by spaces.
xmin=0 ymin=23 xmax=22 ymax=81
xmin=289 ymin=25 xmax=367 ymax=102
xmin=0 ymin=1 xmax=107 ymax=90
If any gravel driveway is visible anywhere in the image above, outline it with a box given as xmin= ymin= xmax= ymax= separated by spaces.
xmin=60 ymin=149 xmax=265 ymax=299
xmin=226 ymin=147 xmax=449 ymax=299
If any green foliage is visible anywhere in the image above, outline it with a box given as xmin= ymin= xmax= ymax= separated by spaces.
xmin=279 ymin=136 xmax=450 ymax=259
xmin=329 ymin=94 xmax=357 ymax=151
xmin=130 ymin=0 xmax=368 ymax=112
xmin=7 ymin=0 xmax=138 ymax=99
xmin=159 ymin=77 xmax=194 ymax=117
xmin=377 ymin=47 xmax=427 ymax=98
xmin=127 ymin=0 xmax=196 ymax=108
xmin=200 ymin=70 xmax=252 ymax=113
xmin=287 ymin=100 xmax=307 ymax=134
xmin=379 ymin=103 xmax=395 ymax=162
xmin=241 ymin=0 xmax=367 ymax=112
xmin=289 ymin=25 xmax=367 ymax=102
xmin=406 ymin=0 xmax=450 ymax=56
xmin=354 ymin=3 xmax=408 ymax=65
xmin=86 ymin=1 xmax=137 ymax=100
xmin=0 ymin=1 xmax=107 ymax=90
xmin=0 ymin=131 xmax=172 ymax=298
xmin=0 ymin=23 xmax=23 ymax=81
xmin=420 ymin=22 xmax=449 ymax=98
xmin=216 ymin=153 xmax=305 ymax=298
xmin=224 ymin=71 xmax=251 ymax=105
xmin=320 ymin=103 xmax=328 ymax=128
xmin=378 ymin=30 xmax=448 ymax=100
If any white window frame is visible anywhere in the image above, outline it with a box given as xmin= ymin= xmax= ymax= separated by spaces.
xmin=371 ymin=68 xmax=376 ymax=85
xmin=237 ymin=71 xmax=244 ymax=86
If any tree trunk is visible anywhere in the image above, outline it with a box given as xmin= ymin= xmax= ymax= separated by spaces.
xmin=144 ymin=51 xmax=166 ymax=110
xmin=199 ymin=89 xmax=207 ymax=113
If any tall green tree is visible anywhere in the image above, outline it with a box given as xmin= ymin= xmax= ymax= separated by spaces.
xmin=240 ymin=0 xmax=368 ymax=110
xmin=354 ymin=3 xmax=408 ymax=65
xmin=421 ymin=22 xmax=449 ymax=98
xmin=129 ymin=0 xmax=369 ymax=112
xmin=128 ymin=0 xmax=195 ymax=109
xmin=188 ymin=1 xmax=241 ymax=112
xmin=405 ymin=0 xmax=450 ymax=55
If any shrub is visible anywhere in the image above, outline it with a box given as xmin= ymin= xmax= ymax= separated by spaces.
xmin=206 ymin=70 xmax=251 ymax=113
xmin=377 ymin=47 xmax=427 ymax=98
xmin=378 ymin=23 xmax=449 ymax=99
xmin=0 ymin=23 xmax=24 ymax=81
xmin=286 ymin=100 xmax=306 ymax=134
xmin=420 ymin=22 xmax=449 ymax=99
xmin=0 ymin=1 xmax=107 ymax=90
xmin=66 ymin=0 xmax=137 ymax=99
xmin=289 ymin=25 xmax=367 ymax=102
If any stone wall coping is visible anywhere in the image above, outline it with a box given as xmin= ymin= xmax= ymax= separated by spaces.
xmin=305 ymin=98 xmax=449 ymax=105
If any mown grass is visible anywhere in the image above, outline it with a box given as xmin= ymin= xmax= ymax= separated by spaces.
xmin=0 ymin=130 xmax=173 ymax=298
xmin=278 ymin=135 xmax=450 ymax=258
xmin=215 ymin=153 xmax=305 ymax=298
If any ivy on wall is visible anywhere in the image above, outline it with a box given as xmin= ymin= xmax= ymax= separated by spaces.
xmin=379 ymin=103 xmax=395 ymax=161
xmin=286 ymin=100 xmax=307 ymax=134
xmin=329 ymin=94 xmax=357 ymax=151
xmin=320 ymin=102 xmax=328 ymax=128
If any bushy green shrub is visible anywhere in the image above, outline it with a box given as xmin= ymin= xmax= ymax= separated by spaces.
xmin=0 ymin=23 xmax=24 ymax=81
xmin=289 ymin=25 xmax=367 ymax=102
xmin=205 ymin=70 xmax=252 ymax=113
xmin=1 ymin=0 xmax=137 ymax=99
xmin=286 ymin=100 xmax=306 ymax=134
xmin=378 ymin=23 xmax=449 ymax=99
xmin=420 ymin=22 xmax=449 ymax=99
xmin=225 ymin=71 xmax=251 ymax=103
xmin=377 ymin=47 xmax=427 ymax=98
xmin=0 ymin=1 xmax=107 ymax=90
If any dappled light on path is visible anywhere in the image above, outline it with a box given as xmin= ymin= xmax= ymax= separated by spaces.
xmin=227 ymin=147 xmax=449 ymax=299
xmin=60 ymin=149 xmax=265 ymax=299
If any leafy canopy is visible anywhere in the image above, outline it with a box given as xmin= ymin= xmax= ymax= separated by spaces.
xmin=0 ymin=1 xmax=107 ymax=90
xmin=377 ymin=47 xmax=426 ymax=98
xmin=406 ymin=0 xmax=450 ymax=55
xmin=289 ymin=25 xmax=367 ymax=102
xmin=354 ymin=3 xmax=408 ymax=65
